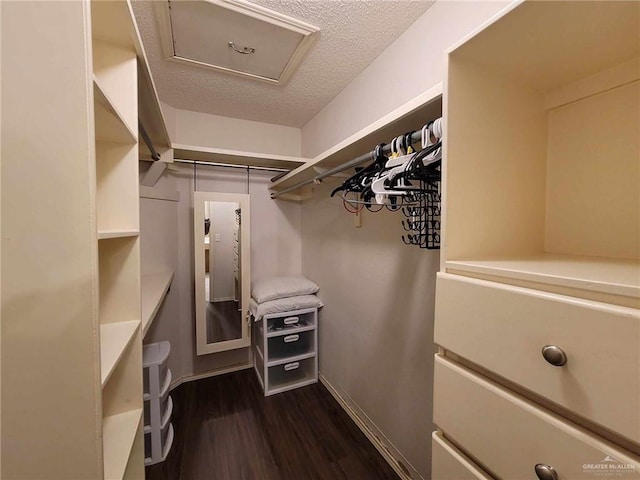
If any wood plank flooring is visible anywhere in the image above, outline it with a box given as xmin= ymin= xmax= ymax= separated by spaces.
xmin=146 ymin=369 xmax=400 ymax=480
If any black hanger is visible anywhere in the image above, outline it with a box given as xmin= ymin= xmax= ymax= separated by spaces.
xmin=330 ymin=144 xmax=388 ymax=197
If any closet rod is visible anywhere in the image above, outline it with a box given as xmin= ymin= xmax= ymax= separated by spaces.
xmin=139 ymin=122 xmax=161 ymax=161
xmin=270 ymin=129 xmax=426 ymax=199
xmin=173 ymin=158 xmax=290 ymax=173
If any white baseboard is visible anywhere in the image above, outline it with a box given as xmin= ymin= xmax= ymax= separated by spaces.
xmin=170 ymin=362 xmax=253 ymax=390
xmin=319 ymin=374 xmax=422 ymax=480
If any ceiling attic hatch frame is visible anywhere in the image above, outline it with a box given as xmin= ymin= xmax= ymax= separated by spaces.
xmin=154 ymin=0 xmax=319 ymax=85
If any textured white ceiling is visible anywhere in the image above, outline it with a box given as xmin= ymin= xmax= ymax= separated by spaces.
xmin=132 ymin=0 xmax=434 ymax=127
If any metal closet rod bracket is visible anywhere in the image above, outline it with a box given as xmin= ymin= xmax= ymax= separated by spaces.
xmin=139 ymin=121 xmax=161 ymax=161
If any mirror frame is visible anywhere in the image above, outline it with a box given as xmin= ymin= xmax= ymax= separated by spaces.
xmin=194 ymin=191 xmax=251 ymax=355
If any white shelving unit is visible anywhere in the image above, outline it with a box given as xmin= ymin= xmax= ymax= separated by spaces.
xmin=433 ymin=1 xmax=640 ymax=478
xmin=440 ymin=1 xmax=639 ymax=308
xmin=2 ymin=0 xmax=168 ymax=476
xmin=91 ymin=1 xmax=145 ymax=477
xmin=253 ymin=308 xmax=319 ymax=396
xmin=4 ymin=0 xmax=171 ymax=477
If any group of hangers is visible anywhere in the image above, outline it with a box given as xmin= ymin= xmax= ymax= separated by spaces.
xmin=330 ymin=118 xmax=443 ymax=249
xmin=331 ymin=118 xmax=443 ymax=213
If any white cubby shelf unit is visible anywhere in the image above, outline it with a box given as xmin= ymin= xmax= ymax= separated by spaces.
xmin=442 ymin=1 xmax=639 ymax=309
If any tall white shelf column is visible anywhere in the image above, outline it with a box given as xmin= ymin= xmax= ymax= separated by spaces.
xmin=432 ymin=1 xmax=640 ymax=478
xmin=2 ymin=0 xmax=171 ymax=478
xmin=92 ymin=1 xmax=144 ymax=478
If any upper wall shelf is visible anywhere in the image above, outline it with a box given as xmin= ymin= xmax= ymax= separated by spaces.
xmin=141 ymin=271 xmax=174 ymax=336
xmin=172 ymin=144 xmax=307 ymax=170
xmin=269 ymin=83 xmax=443 ymax=194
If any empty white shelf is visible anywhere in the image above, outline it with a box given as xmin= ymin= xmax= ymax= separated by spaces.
xmin=446 ymin=254 xmax=640 ymax=299
xmin=103 ymin=408 xmax=143 ymax=480
xmin=98 ymin=230 xmax=139 ymax=240
xmin=100 ymin=320 xmax=140 ymax=387
xmin=141 ymin=271 xmax=174 ymax=336
xmin=93 ymin=75 xmax=137 ymax=144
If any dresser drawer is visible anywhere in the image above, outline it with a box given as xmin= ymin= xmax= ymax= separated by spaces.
xmin=432 ymin=431 xmax=492 ymax=480
xmin=435 ymin=273 xmax=640 ymax=442
xmin=433 ymin=355 xmax=640 ymax=479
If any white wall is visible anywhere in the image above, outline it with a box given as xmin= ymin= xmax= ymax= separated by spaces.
xmin=299 ymin=3 xmax=512 ymax=479
xmin=301 ymin=1 xmax=510 ymax=158
xmin=144 ymin=164 xmax=303 ymax=381
xmin=161 ymin=102 xmax=302 ymax=157
xmin=139 ymin=170 xmax=183 ymax=385
xmin=302 ymin=183 xmax=440 ymax=478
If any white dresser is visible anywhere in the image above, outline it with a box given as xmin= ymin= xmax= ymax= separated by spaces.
xmin=433 ymin=1 xmax=640 ymax=479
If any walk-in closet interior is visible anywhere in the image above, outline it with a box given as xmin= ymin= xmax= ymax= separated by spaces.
xmin=2 ymin=1 xmax=639 ymax=479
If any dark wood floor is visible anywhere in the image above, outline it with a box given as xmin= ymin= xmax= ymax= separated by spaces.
xmin=146 ymin=369 xmax=399 ymax=480
xmin=206 ymin=300 xmax=242 ymax=343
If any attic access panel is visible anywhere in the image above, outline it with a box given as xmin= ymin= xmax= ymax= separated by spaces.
xmin=155 ymin=0 xmax=319 ymax=84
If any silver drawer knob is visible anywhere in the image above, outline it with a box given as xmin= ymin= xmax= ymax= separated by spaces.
xmin=535 ymin=463 xmax=558 ymax=480
xmin=541 ymin=345 xmax=567 ymax=367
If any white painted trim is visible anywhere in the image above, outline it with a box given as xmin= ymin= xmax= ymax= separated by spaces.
xmin=168 ymin=55 xmax=283 ymax=85
xmin=445 ymin=0 xmax=524 ymax=56
xmin=154 ymin=0 xmax=318 ymax=85
xmin=153 ymin=0 xmax=175 ymax=59
xmin=545 ymin=58 xmax=640 ymax=110
xmin=218 ymin=0 xmax=319 ymax=35
xmin=169 ymin=362 xmax=253 ymax=391
xmin=319 ymin=374 xmax=421 ymax=480
xmin=194 ymin=191 xmax=251 ymax=355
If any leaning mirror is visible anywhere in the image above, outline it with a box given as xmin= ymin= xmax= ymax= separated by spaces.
xmin=194 ymin=192 xmax=251 ymax=355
